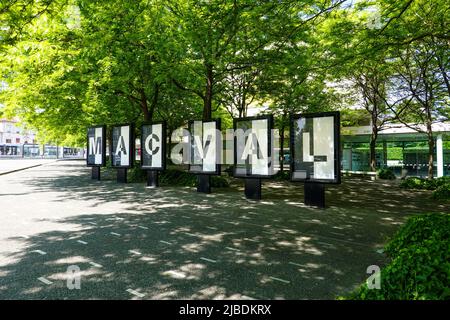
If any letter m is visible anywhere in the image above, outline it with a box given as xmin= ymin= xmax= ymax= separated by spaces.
xmin=89 ymin=137 xmax=102 ymax=155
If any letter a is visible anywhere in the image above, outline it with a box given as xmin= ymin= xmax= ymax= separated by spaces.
xmin=115 ymin=136 xmax=127 ymax=155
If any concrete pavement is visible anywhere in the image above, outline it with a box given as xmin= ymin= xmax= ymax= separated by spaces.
xmin=0 ymin=160 xmax=448 ymax=299
xmin=0 ymin=159 xmax=57 ymax=175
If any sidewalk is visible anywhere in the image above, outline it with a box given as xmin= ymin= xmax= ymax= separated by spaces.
xmin=0 ymin=160 xmax=448 ymax=299
xmin=0 ymin=159 xmax=57 ymax=175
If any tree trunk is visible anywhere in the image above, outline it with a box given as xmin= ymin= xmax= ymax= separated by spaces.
xmin=140 ymin=88 xmax=150 ymax=122
xmin=241 ymin=89 xmax=247 ymax=118
xmin=203 ymin=64 xmax=213 ymax=121
xmin=149 ymin=83 xmax=159 ymax=122
xmin=279 ymin=122 xmax=285 ymax=173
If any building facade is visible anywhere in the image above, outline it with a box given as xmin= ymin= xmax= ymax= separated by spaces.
xmin=0 ymin=118 xmax=84 ymax=158
xmin=0 ymin=119 xmax=37 ymax=156
xmin=341 ymin=122 xmax=450 ymax=178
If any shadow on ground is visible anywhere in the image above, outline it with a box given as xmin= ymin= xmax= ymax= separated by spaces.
xmin=0 ymin=161 xmax=448 ymax=299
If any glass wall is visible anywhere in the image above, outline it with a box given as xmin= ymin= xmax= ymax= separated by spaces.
xmin=43 ymin=145 xmax=58 ymax=158
xmin=342 ymin=133 xmax=450 ymax=177
xmin=23 ymin=144 xmax=41 ymax=157
xmin=0 ymin=145 xmax=21 ymax=156
xmin=63 ymin=147 xmax=84 ymax=158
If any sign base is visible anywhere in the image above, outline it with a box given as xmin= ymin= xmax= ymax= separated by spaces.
xmin=304 ymin=182 xmax=325 ymax=208
xmin=91 ymin=166 xmax=100 ymax=180
xmin=147 ymin=170 xmax=159 ymax=188
xmin=245 ymin=178 xmax=261 ymax=200
xmin=117 ymin=168 xmax=127 ymax=183
xmin=197 ymin=175 xmax=211 ymax=193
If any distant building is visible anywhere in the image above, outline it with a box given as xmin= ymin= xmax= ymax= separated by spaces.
xmin=342 ymin=122 xmax=450 ymax=178
xmin=0 ymin=118 xmax=37 ymax=156
xmin=0 ymin=118 xmax=84 ymax=158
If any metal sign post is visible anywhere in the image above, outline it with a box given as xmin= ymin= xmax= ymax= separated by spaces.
xmin=244 ymin=178 xmax=262 ymax=200
xmin=91 ymin=166 xmax=101 ymax=180
xmin=197 ymin=174 xmax=211 ymax=193
xmin=290 ymin=112 xmax=341 ymax=208
xmin=117 ymin=168 xmax=127 ymax=183
xmin=147 ymin=170 xmax=159 ymax=188
xmin=304 ymin=182 xmax=325 ymax=208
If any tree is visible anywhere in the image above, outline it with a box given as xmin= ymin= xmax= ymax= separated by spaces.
xmin=387 ymin=42 xmax=449 ymax=178
xmin=353 ymin=63 xmax=394 ymax=172
xmin=373 ymin=0 xmax=450 ymax=178
xmin=0 ymin=0 xmax=62 ymax=48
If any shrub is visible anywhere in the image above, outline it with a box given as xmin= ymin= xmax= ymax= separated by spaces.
xmin=127 ymin=165 xmax=146 ymax=183
xmin=377 ymin=168 xmax=396 ymax=180
xmin=159 ymin=169 xmax=197 ymax=186
xmin=432 ymin=184 xmax=450 ymax=200
xmin=399 ymin=177 xmax=439 ymax=190
xmin=400 ymin=177 xmax=424 ymax=189
xmin=124 ymin=165 xmax=230 ymax=187
xmin=211 ymin=175 xmax=230 ymax=188
xmin=273 ymin=170 xmax=290 ymax=181
xmin=345 ymin=213 xmax=450 ymax=300
xmin=159 ymin=169 xmax=229 ymax=188
xmin=435 ymin=176 xmax=450 ymax=188
xmin=400 ymin=177 xmax=450 ymax=191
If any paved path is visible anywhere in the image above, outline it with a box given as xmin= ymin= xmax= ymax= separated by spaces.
xmin=0 ymin=159 xmax=57 ymax=175
xmin=0 ymin=161 xmax=448 ymax=299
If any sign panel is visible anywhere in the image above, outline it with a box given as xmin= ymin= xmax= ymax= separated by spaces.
xmin=87 ymin=125 xmax=106 ymax=166
xmin=188 ymin=119 xmax=221 ymax=175
xmin=141 ymin=122 xmax=166 ymax=170
xmin=111 ymin=124 xmax=134 ymax=168
xmin=290 ymin=112 xmax=340 ymax=184
xmin=233 ymin=115 xmax=275 ymax=178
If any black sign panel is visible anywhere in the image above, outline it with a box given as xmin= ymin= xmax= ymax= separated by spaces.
xmin=111 ymin=124 xmax=134 ymax=168
xmin=290 ymin=112 xmax=341 ymax=184
xmin=141 ymin=122 xmax=166 ymax=171
xmin=233 ymin=115 xmax=275 ymax=178
xmin=87 ymin=125 xmax=106 ymax=167
xmin=188 ymin=119 xmax=221 ymax=175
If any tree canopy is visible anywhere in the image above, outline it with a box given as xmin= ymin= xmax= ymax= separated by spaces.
xmin=0 ymin=0 xmax=448 ymax=167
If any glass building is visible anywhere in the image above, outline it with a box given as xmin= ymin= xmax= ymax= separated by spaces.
xmin=341 ymin=122 xmax=450 ymax=178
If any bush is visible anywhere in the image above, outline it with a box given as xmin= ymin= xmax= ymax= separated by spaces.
xmin=400 ymin=177 xmax=439 ymax=190
xmin=128 ymin=165 xmax=146 ymax=183
xmin=435 ymin=176 xmax=450 ymax=188
xmin=273 ymin=170 xmax=290 ymax=181
xmin=211 ymin=175 xmax=230 ymax=188
xmin=400 ymin=176 xmax=450 ymax=191
xmin=377 ymin=168 xmax=396 ymax=180
xmin=345 ymin=213 xmax=450 ymax=300
xmin=124 ymin=165 xmax=230 ymax=188
xmin=159 ymin=169 xmax=229 ymax=188
xmin=159 ymin=169 xmax=197 ymax=186
xmin=400 ymin=177 xmax=423 ymax=189
xmin=432 ymin=184 xmax=450 ymax=200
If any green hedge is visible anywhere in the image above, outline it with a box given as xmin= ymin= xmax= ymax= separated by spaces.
xmin=273 ymin=170 xmax=290 ymax=181
xmin=400 ymin=177 xmax=450 ymax=191
xmin=128 ymin=165 xmax=230 ymax=188
xmin=433 ymin=184 xmax=450 ymax=200
xmin=377 ymin=168 xmax=396 ymax=180
xmin=345 ymin=213 xmax=450 ymax=300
